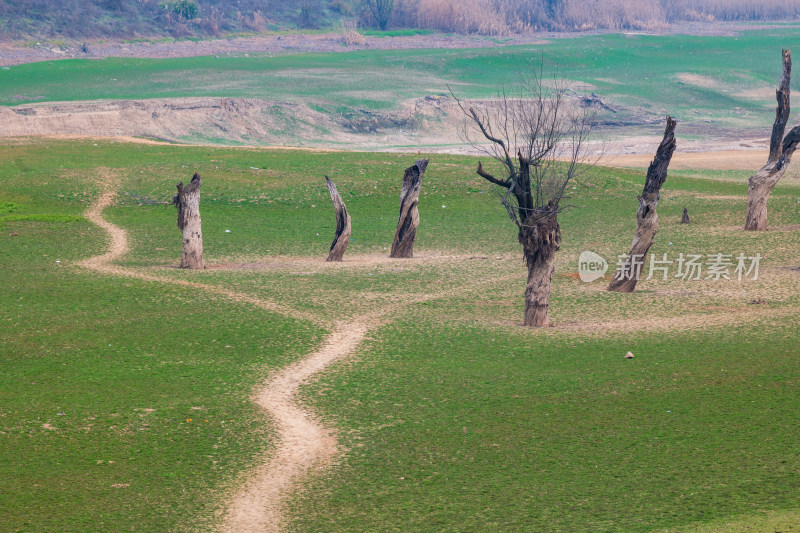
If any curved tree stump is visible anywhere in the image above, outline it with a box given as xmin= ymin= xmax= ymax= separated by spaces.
xmin=172 ymin=172 xmax=204 ymax=269
xmin=325 ymin=176 xmax=351 ymax=262
xmin=390 ymin=158 xmax=428 ymax=258
xmin=745 ymin=49 xmax=800 ymax=231
xmin=608 ymin=116 xmax=677 ymax=293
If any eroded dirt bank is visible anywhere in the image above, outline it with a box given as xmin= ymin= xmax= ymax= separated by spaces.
xmin=0 ymin=95 xmax=773 ymax=156
xmin=0 ymin=95 xmax=455 ymax=148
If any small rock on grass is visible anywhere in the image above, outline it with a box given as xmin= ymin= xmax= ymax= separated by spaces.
xmin=624 ymin=351 xmax=634 ymax=359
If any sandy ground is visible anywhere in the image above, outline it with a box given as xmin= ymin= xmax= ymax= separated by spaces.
xmin=0 ymin=98 xmax=775 ymax=159
xmin=0 ymin=95 xmax=460 ymax=152
xmin=594 ymin=149 xmax=771 ymax=170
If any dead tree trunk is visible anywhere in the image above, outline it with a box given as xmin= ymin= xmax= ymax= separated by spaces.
xmin=172 ymin=172 xmax=204 ymax=269
xmin=390 ymin=158 xmax=428 ymax=258
xmin=681 ymin=207 xmax=690 ymax=224
xmin=478 ymin=154 xmax=561 ymax=327
xmin=745 ymin=49 xmax=800 ymax=231
xmin=608 ymin=116 xmax=677 ymax=293
xmin=520 ymin=207 xmax=560 ymax=327
xmin=325 ymin=176 xmax=351 ymax=262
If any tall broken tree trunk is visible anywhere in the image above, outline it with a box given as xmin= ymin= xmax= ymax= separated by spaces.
xmin=608 ymin=116 xmax=677 ymax=293
xmin=325 ymin=176 xmax=351 ymax=262
xmin=745 ymin=49 xmax=800 ymax=231
xmin=172 ymin=172 xmax=204 ymax=269
xmin=390 ymin=158 xmax=428 ymax=258
xmin=520 ymin=205 xmax=560 ymax=327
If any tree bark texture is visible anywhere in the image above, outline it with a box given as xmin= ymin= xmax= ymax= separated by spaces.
xmin=172 ymin=172 xmax=204 ymax=269
xmin=520 ymin=210 xmax=560 ymax=327
xmin=390 ymin=158 xmax=428 ymax=258
xmin=608 ymin=116 xmax=677 ymax=293
xmin=745 ymin=49 xmax=800 ymax=231
xmin=325 ymin=176 xmax=351 ymax=262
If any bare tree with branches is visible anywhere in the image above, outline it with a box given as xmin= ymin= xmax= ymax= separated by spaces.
xmin=365 ymin=0 xmax=394 ymax=30
xmin=453 ymin=73 xmax=594 ymax=327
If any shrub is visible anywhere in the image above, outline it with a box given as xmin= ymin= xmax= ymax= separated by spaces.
xmin=339 ymin=19 xmax=366 ymax=45
xmin=299 ymin=2 xmax=319 ymax=28
xmin=330 ymin=0 xmax=355 ymax=16
xmin=414 ymin=0 xmax=507 ymax=34
xmin=238 ymin=10 xmax=267 ymax=31
xmin=199 ymin=6 xmax=223 ymax=35
xmin=159 ymin=0 xmax=198 ymax=21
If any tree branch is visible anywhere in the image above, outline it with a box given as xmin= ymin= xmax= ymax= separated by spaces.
xmin=781 ymin=124 xmax=800 ymax=163
xmin=469 ymin=107 xmax=516 ymax=173
xmin=769 ymin=49 xmax=792 ymax=162
xmin=476 ymin=161 xmax=511 ymax=188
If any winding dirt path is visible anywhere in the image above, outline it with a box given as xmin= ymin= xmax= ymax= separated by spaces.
xmin=79 ymin=169 xmax=319 ymax=326
xmin=79 ymin=171 xmax=404 ymax=532
xmin=222 ymin=322 xmax=371 ymax=532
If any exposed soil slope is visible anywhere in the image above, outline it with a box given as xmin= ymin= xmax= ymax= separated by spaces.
xmin=0 ymin=96 xmax=454 ymax=149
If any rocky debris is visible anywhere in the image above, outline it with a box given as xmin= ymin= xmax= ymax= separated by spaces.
xmin=424 ymin=94 xmax=449 ymax=104
xmin=580 ymin=92 xmax=616 ymax=113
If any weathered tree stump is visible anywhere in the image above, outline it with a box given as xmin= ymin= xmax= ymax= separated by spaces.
xmin=745 ymin=49 xmax=800 ymax=231
xmin=520 ymin=201 xmax=560 ymax=327
xmin=608 ymin=116 xmax=677 ymax=293
xmin=325 ymin=176 xmax=351 ymax=262
xmin=172 ymin=172 xmax=204 ymax=269
xmin=681 ymin=207 xmax=690 ymax=224
xmin=390 ymin=158 xmax=428 ymax=258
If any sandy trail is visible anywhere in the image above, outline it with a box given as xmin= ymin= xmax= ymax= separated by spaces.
xmin=78 ymin=169 xmax=319 ymax=326
xmin=222 ymin=322 xmax=370 ymax=533
xmin=220 ymin=281 xmax=462 ymax=532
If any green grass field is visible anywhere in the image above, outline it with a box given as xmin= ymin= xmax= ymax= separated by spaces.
xmin=3 ymin=26 xmax=800 ymax=139
xmin=1 ymin=137 xmax=799 ymax=531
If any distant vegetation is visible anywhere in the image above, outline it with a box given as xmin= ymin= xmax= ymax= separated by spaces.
xmin=409 ymin=0 xmax=800 ymax=34
xmin=0 ymin=0 xmax=799 ymax=40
